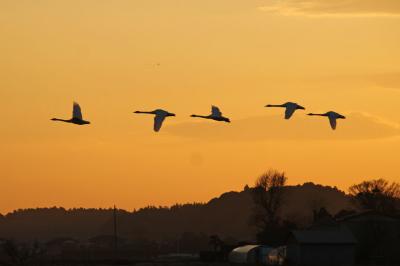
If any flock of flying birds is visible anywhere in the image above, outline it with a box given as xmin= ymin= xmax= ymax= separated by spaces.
xmin=51 ymin=102 xmax=346 ymax=132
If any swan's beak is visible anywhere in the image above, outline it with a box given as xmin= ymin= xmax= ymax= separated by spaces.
xmin=299 ymin=106 xmax=305 ymax=110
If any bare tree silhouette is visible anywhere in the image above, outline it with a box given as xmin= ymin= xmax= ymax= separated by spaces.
xmin=251 ymin=169 xmax=288 ymax=245
xmin=349 ymin=179 xmax=400 ymax=213
xmin=252 ymin=169 xmax=287 ymax=227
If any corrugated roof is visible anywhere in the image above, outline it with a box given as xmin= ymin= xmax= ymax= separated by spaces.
xmin=231 ymin=245 xmax=260 ymax=254
xmin=232 ymin=245 xmax=260 ymax=253
xmin=229 ymin=245 xmax=262 ymax=264
xmin=291 ymin=230 xmax=357 ymax=244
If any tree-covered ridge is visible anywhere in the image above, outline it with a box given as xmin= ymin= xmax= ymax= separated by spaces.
xmin=0 ymin=182 xmax=358 ymax=242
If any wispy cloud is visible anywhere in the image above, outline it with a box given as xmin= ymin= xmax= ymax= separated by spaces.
xmin=166 ymin=112 xmax=400 ymax=141
xmin=367 ymin=72 xmax=400 ymax=89
xmin=259 ymin=0 xmax=400 ymax=18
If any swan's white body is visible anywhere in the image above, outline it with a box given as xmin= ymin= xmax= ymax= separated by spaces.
xmin=51 ymin=102 xmax=90 ymax=125
xmin=191 ymin=106 xmax=230 ymax=123
xmin=134 ymin=109 xmax=175 ymax=132
xmin=308 ymin=111 xmax=346 ymax=130
xmin=265 ymin=102 xmax=305 ymax=119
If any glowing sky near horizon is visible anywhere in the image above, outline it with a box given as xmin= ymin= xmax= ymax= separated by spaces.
xmin=1 ymin=0 xmax=400 ymax=213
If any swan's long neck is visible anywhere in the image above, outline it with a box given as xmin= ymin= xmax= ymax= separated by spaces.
xmin=191 ymin=114 xmax=209 ymax=119
xmin=308 ymin=113 xmax=325 ymax=116
xmin=51 ymin=118 xmax=71 ymax=122
xmin=135 ymin=111 xmax=154 ymax=114
xmin=266 ymin=104 xmax=284 ymax=107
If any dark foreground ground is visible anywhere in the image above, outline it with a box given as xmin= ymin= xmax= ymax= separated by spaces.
xmin=5 ymin=263 xmax=234 ymax=266
xmin=13 ymin=262 xmax=400 ymax=266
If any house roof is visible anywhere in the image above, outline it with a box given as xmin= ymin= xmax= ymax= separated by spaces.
xmin=336 ymin=210 xmax=400 ymax=222
xmin=291 ymin=230 xmax=357 ymax=244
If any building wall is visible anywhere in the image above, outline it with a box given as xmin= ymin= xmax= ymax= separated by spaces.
xmin=286 ymin=245 xmax=300 ymax=265
xmin=340 ymin=215 xmax=400 ymax=263
xmin=287 ymin=244 xmax=355 ymax=266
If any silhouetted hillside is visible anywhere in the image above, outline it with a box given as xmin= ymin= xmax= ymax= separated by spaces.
xmin=0 ymin=183 xmax=353 ymax=242
xmin=281 ymin=182 xmax=352 ymax=225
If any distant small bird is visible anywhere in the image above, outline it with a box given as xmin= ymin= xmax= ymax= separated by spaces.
xmin=51 ymin=102 xmax=90 ymax=125
xmin=307 ymin=111 xmax=346 ymax=130
xmin=191 ymin=106 xmax=231 ymax=123
xmin=265 ymin=102 xmax=305 ymax=119
xmin=134 ymin=109 xmax=176 ymax=132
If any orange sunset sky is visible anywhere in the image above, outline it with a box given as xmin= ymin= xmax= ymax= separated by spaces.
xmin=1 ymin=0 xmax=400 ymax=214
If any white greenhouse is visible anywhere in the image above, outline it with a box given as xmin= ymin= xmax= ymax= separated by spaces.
xmin=229 ymin=245 xmax=273 ymax=264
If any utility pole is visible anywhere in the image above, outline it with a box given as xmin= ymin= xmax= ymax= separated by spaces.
xmin=113 ymin=205 xmax=118 ymax=259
